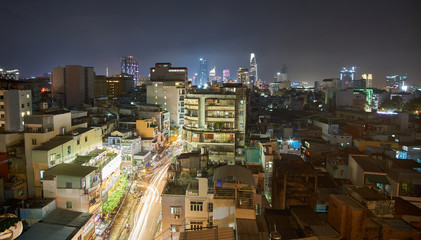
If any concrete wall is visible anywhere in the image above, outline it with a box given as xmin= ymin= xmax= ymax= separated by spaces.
xmin=348 ymin=155 xmax=365 ymax=185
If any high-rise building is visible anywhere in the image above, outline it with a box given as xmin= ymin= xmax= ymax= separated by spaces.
xmin=0 ymin=89 xmax=32 ymax=131
xmin=198 ymin=58 xmax=208 ymax=87
xmin=121 ymin=56 xmax=140 ymax=87
xmin=386 ymin=74 xmax=407 ymax=91
xmin=0 ymin=68 xmax=19 ymax=80
xmin=340 ymin=67 xmax=355 ymax=88
xmin=51 ymin=65 xmax=95 ymax=107
xmin=237 ymin=68 xmax=249 ymax=84
xmin=106 ymin=74 xmax=135 ymax=98
xmin=249 ymin=53 xmax=258 ymax=84
xmin=183 ymin=83 xmax=247 ymax=164
xmin=362 ymin=74 xmax=373 ymax=88
xmin=209 ymin=67 xmax=216 ymax=81
xmin=222 ymin=69 xmax=230 ymax=82
xmin=146 ymin=63 xmax=187 ymax=127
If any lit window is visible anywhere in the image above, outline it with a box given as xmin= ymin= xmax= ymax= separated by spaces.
xmin=155 ymin=83 xmax=158 ymax=87
xmin=21 ymin=112 xmax=25 ymax=117
xmin=26 ymin=94 xmax=29 ymax=98
xmin=171 ymin=206 xmax=181 ymax=214
xmin=27 ymin=111 xmax=30 ymax=115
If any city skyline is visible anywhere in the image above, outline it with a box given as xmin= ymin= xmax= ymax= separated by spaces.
xmin=1 ymin=0 xmax=420 ymax=87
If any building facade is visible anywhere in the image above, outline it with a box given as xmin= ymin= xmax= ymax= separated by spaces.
xmin=121 ymin=56 xmax=139 ymax=87
xmin=0 ymin=89 xmax=32 ymax=131
xmin=183 ymin=83 xmax=247 ymax=164
xmin=146 ymin=63 xmax=187 ymax=127
xmin=198 ymin=58 xmax=208 ymax=87
xmin=51 ymin=65 xmax=95 ymax=107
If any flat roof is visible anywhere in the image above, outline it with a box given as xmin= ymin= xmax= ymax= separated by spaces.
xmin=18 ymin=222 xmax=79 ymax=240
xmin=43 ymin=208 xmax=93 ymax=228
xmin=44 ymin=163 xmax=97 ymax=178
xmin=33 ymin=137 xmax=73 ymax=151
xmin=179 ymin=227 xmax=234 ymax=240
xmin=351 ymin=155 xmax=386 ymax=173
xmin=330 ymin=194 xmax=365 ymax=210
xmin=214 ymin=165 xmax=256 ymax=187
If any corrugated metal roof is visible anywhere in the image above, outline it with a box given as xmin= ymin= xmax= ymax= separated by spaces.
xmin=213 ymin=165 xmax=256 ymax=187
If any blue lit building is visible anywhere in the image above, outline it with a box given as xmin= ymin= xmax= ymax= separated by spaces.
xmin=340 ymin=66 xmax=355 ymax=88
xmin=198 ymin=58 xmax=208 ymax=87
xmin=121 ymin=56 xmax=139 ymax=87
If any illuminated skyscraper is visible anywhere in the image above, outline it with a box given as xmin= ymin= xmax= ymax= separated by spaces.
xmin=0 ymin=68 xmax=19 ymax=80
xmin=361 ymin=73 xmax=373 ymax=88
xmin=223 ymin=69 xmax=230 ymax=82
xmin=198 ymin=58 xmax=208 ymax=87
xmin=249 ymin=53 xmax=257 ymax=84
xmin=237 ymin=68 xmax=249 ymax=84
xmin=209 ymin=67 xmax=216 ymax=81
xmin=121 ymin=56 xmax=139 ymax=87
xmin=340 ymin=66 xmax=356 ymax=88
xmin=386 ymin=74 xmax=407 ymax=91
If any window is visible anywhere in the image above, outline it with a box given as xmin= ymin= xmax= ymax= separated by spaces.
xmin=27 ymin=103 xmax=30 ymax=107
xmin=18 ymin=188 xmax=24 ymax=197
xmin=1 ymin=114 xmax=4 ymax=118
xmin=171 ymin=225 xmax=179 ymax=232
xmin=66 ymin=182 xmax=72 ymax=188
xmin=171 ymin=206 xmax=181 ymax=214
xmin=32 ymin=138 xmax=37 ymax=145
xmin=190 ymin=221 xmax=203 ymax=231
xmin=240 ymin=100 xmax=244 ymax=104
xmin=26 ymin=94 xmax=30 ymax=99
xmin=67 ymin=146 xmax=71 ymax=154
xmin=77 ymin=139 xmax=80 ymax=145
xmin=85 ymin=136 xmax=88 ymax=142
xmin=21 ymin=104 xmax=24 ymax=108
xmin=208 ymin=202 xmax=213 ymax=212
xmin=66 ymin=201 xmax=72 ymax=208
xmin=40 ymin=171 xmax=44 ymax=181
xmin=190 ymin=201 xmax=203 ymax=211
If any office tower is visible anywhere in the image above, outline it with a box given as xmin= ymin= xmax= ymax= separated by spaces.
xmin=223 ymin=69 xmax=230 ymax=82
xmin=237 ymin=68 xmax=249 ymax=84
xmin=146 ymin=63 xmax=187 ymax=127
xmin=0 ymin=68 xmax=19 ymax=80
xmin=184 ymin=83 xmax=247 ymax=164
xmin=106 ymin=74 xmax=135 ymax=98
xmin=51 ymin=65 xmax=95 ymax=107
xmin=386 ymin=74 xmax=407 ymax=91
xmin=209 ymin=67 xmax=216 ymax=81
xmin=198 ymin=58 xmax=208 ymax=87
xmin=362 ymin=74 xmax=373 ymax=88
xmin=249 ymin=53 xmax=258 ymax=84
xmin=0 ymin=89 xmax=32 ymax=131
xmin=121 ymin=56 xmax=140 ymax=87
xmin=340 ymin=67 xmax=355 ymax=88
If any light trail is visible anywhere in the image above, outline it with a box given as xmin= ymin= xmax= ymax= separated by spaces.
xmin=128 ymin=141 xmax=180 ymax=240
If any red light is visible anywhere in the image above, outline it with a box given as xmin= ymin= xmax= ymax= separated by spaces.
xmin=41 ymin=88 xmax=46 ymax=93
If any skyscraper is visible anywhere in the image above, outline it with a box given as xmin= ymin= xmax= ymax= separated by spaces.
xmin=198 ymin=58 xmax=208 ymax=87
xmin=340 ymin=67 xmax=355 ymax=88
xmin=121 ymin=56 xmax=139 ymax=87
xmin=209 ymin=67 xmax=216 ymax=81
xmin=223 ymin=69 xmax=230 ymax=82
xmin=237 ymin=68 xmax=249 ymax=84
xmin=249 ymin=53 xmax=258 ymax=84
xmin=386 ymin=74 xmax=407 ymax=91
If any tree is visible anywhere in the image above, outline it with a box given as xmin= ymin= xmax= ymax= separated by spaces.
xmin=379 ymin=96 xmax=403 ymax=111
xmin=403 ymin=98 xmax=421 ymax=113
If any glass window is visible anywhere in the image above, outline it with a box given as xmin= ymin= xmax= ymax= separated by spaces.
xmin=66 ymin=201 xmax=72 ymax=208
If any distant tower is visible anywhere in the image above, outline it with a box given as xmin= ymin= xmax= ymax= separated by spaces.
xmin=121 ymin=56 xmax=139 ymax=86
xmin=361 ymin=73 xmax=373 ymax=88
xmin=237 ymin=68 xmax=249 ymax=84
xmin=209 ymin=67 xmax=216 ymax=81
xmin=223 ymin=69 xmax=230 ymax=82
xmin=198 ymin=58 xmax=208 ymax=87
xmin=249 ymin=53 xmax=258 ymax=84
xmin=340 ymin=66 xmax=355 ymax=88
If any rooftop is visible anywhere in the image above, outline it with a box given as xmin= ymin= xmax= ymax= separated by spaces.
xmin=44 ymin=163 xmax=97 ymax=178
xmin=33 ymin=137 xmax=73 ymax=151
xmin=18 ymin=222 xmax=79 ymax=240
xmin=43 ymin=208 xmax=93 ymax=228
xmin=351 ymin=155 xmax=386 ymax=173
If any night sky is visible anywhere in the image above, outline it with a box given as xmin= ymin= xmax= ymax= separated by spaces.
xmin=1 ymin=0 xmax=420 ymax=87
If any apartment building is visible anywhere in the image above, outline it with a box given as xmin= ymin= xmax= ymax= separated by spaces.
xmin=183 ymin=83 xmax=247 ymax=164
xmin=0 ymin=89 xmax=32 ymax=131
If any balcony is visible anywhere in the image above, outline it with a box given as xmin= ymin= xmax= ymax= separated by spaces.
xmin=205 ymin=117 xmax=234 ymax=122
xmin=185 ymin=115 xmax=198 ymax=121
xmin=214 ymin=187 xmax=235 ymax=199
xmin=205 ymin=105 xmax=235 ymax=111
xmin=186 ymin=105 xmax=199 ymax=110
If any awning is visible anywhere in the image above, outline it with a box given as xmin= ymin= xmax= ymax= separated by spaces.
xmin=365 ymin=174 xmax=390 ymax=185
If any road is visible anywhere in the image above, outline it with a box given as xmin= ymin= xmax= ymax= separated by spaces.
xmin=128 ymin=139 xmax=182 ymax=240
